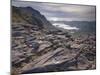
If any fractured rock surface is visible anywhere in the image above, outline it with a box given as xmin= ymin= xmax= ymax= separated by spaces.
xmin=11 ymin=6 xmax=96 ymax=74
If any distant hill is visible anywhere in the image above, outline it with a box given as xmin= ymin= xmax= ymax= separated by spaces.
xmin=51 ymin=21 xmax=96 ymax=33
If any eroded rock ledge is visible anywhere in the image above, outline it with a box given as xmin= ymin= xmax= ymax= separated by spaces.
xmin=12 ymin=23 xmax=96 ymax=74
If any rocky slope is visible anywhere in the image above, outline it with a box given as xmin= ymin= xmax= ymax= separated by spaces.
xmin=12 ymin=6 xmax=57 ymax=31
xmin=11 ymin=6 xmax=96 ymax=74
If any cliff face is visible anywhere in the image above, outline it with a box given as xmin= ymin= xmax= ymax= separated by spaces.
xmin=11 ymin=6 xmax=96 ymax=74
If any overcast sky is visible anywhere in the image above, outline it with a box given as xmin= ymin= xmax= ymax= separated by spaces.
xmin=12 ymin=1 xmax=96 ymax=21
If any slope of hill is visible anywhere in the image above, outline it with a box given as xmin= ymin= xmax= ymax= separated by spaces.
xmin=12 ymin=6 xmax=57 ymax=31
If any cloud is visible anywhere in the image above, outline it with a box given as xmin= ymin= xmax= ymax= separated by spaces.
xmin=12 ymin=1 xmax=96 ymax=21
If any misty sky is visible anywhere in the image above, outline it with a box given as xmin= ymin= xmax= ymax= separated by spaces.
xmin=12 ymin=1 xmax=96 ymax=21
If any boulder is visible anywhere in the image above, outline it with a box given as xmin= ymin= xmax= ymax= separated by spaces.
xmin=71 ymin=44 xmax=85 ymax=49
xmin=38 ymin=41 xmax=52 ymax=52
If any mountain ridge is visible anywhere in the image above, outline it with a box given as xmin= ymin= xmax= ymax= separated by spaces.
xmin=12 ymin=6 xmax=57 ymax=31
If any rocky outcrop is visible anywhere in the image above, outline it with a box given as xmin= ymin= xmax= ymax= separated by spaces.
xmin=11 ymin=6 xmax=96 ymax=74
